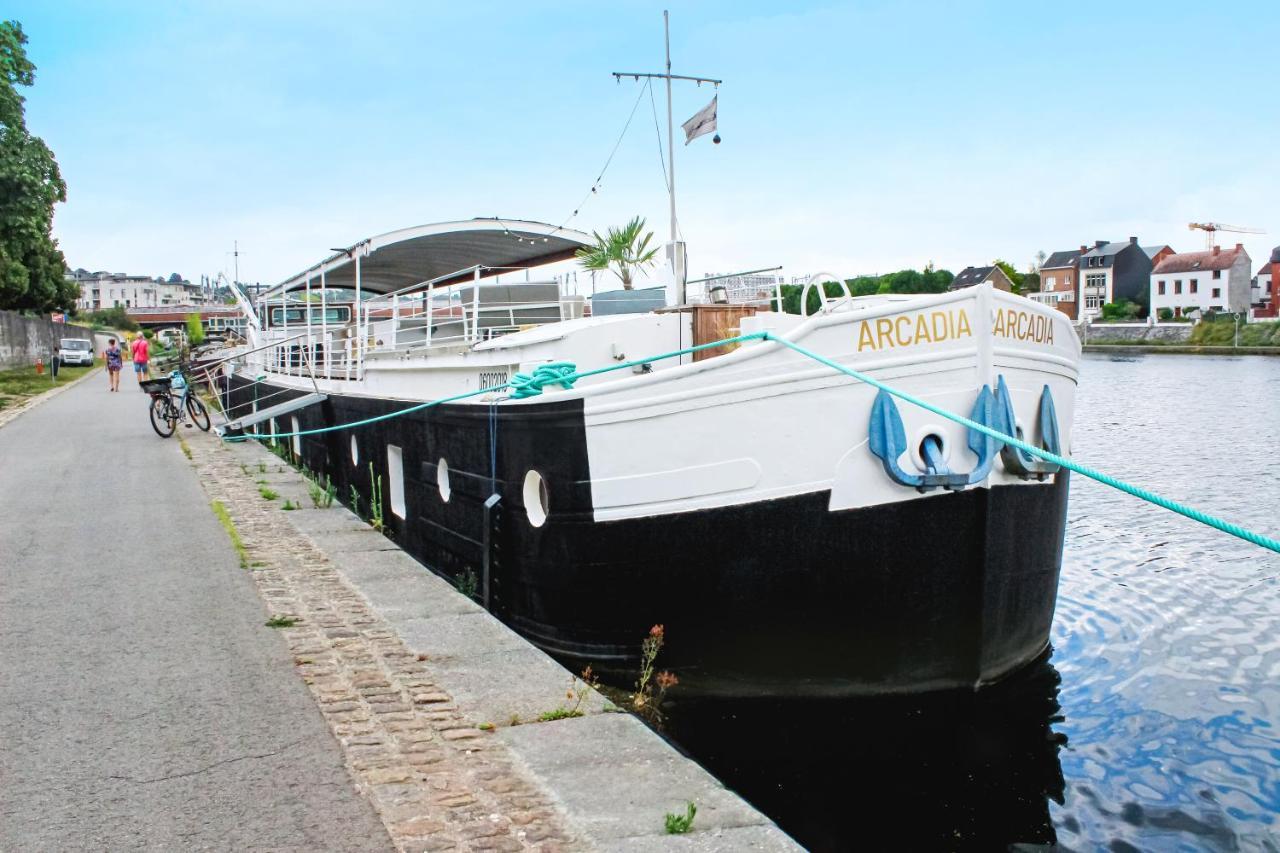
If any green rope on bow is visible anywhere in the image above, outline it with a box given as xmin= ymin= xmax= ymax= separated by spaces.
xmin=508 ymin=361 xmax=579 ymax=399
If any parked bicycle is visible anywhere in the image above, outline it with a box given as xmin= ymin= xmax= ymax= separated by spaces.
xmin=141 ymin=365 xmax=211 ymax=438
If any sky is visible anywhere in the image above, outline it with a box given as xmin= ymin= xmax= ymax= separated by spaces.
xmin=10 ymin=0 xmax=1280 ymax=289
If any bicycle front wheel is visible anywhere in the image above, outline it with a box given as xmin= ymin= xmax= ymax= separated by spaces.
xmin=149 ymin=396 xmax=176 ymax=438
xmin=186 ymin=394 xmax=211 ymax=432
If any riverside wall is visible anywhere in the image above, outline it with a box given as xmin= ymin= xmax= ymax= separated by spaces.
xmin=1077 ymin=322 xmax=1193 ymax=344
xmin=0 ymin=310 xmax=95 ymax=370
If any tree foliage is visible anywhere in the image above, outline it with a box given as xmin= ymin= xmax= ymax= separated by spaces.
xmin=575 ymin=217 xmax=659 ymax=290
xmin=778 ymin=267 xmax=954 ymax=314
xmin=185 ymin=312 xmax=205 ymax=346
xmin=0 ymin=21 xmax=73 ymax=314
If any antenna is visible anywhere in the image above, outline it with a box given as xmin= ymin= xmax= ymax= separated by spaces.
xmin=612 ymin=10 xmax=722 ymax=303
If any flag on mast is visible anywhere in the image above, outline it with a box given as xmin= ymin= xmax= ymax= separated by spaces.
xmin=681 ymin=95 xmax=717 ymax=145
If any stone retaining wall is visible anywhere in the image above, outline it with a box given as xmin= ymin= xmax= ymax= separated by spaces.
xmin=1077 ymin=322 xmax=1193 ymax=344
xmin=0 ymin=309 xmax=95 ymax=370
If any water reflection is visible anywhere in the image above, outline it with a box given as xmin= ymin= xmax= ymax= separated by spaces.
xmin=663 ymin=654 xmax=1067 ymax=851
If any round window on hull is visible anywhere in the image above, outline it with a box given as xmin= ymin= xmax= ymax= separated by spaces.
xmin=523 ymin=470 xmax=549 ymax=528
xmin=350 ymin=435 xmax=359 ymax=465
xmin=437 ymin=458 xmax=451 ymax=502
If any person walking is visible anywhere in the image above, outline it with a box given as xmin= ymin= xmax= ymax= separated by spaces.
xmin=130 ymin=333 xmax=150 ymax=389
xmin=105 ymin=337 xmax=122 ymax=391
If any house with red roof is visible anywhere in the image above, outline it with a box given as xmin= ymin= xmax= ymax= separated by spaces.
xmin=1253 ymin=246 xmax=1279 ymax=318
xmin=1149 ymin=244 xmax=1251 ymax=318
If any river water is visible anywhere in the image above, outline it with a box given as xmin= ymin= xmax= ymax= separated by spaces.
xmin=664 ymin=354 xmax=1280 ymax=851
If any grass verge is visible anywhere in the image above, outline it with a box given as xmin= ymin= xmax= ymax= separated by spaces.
xmin=211 ymin=499 xmax=250 ymax=569
xmin=0 ymin=361 xmax=97 ymax=411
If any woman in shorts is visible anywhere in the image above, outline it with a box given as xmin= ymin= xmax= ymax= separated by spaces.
xmin=104 ymin=337 xmax=122 ymax=392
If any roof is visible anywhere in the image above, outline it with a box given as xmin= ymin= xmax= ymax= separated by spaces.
xmin=1152 ymin=246 xmax=1248 ymax=275
xmin=1081 ymin=241 xmax=1134 ymax=258
xmin=1141 ymin=245 xmax=1172 ymax=259
xmin=1041 ymin=250 xmax=1081 ymax=270
xmin=266 ymin=219 xmax=592 ymax=298
xmin=949 ymin=266 xmax=996 ymax=289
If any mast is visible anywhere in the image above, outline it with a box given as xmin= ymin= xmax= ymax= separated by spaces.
xmin=612 ymin=10 xmax=721 ymax=304
xmin=664 ymin=11 xmax=676 ymax=263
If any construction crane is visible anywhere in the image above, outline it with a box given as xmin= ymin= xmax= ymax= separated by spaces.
xmin=1188 ymin=221 xmax=1265 ymax=249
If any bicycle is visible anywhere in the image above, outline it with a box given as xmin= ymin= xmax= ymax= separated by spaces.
xmin=142 ymin=365 xmax=211 ymax=438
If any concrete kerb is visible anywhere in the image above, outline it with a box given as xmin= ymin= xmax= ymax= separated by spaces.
xmin=211 ymin=430 xmax=801 ymax=851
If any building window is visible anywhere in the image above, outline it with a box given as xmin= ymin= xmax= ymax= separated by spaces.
xmin=1085 ymin=294 xmax=1103 ymax=310
xmin=1190 ymin=281 xmax=1198 ymax=294
xmin=1158 ymin=281 xmax=1166 ymax=295
xmin=1213 ymin=270 xmax=1221 ymax=279
xmin=1046 ymin=276 xmax=1056 ymax=289
xmin=1212 ymin=287 xmax=1221 ymax=298
xmin=1174 ymin=281 xmax=1182 ymax=295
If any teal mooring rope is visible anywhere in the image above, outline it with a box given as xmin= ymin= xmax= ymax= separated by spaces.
xmin=228 ymin=330 xmax=1280 ymax=556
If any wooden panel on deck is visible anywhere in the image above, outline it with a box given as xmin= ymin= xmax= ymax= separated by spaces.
xmin=658 ymin=304 xmax=758 ymax=361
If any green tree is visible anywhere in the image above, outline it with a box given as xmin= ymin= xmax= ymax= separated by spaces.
xmin=186 ymin=313 xmax=205 ymax=346
xmin=0 ymin=21 xmax=74 ymax=314
xmin=575 ymin=216 xmax=659 ymax=290
xmin=992 ymin=259 xmax=1024 ymax=293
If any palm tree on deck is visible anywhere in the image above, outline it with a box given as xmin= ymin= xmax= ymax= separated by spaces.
xmin=575 ymin=217 xmax=659 ymax=290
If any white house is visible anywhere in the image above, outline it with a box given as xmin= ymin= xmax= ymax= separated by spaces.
xmin=70 ymin=270 xmax=211 ymax=311
xmin=1149 ymin=244 xmax=1251 ymax=319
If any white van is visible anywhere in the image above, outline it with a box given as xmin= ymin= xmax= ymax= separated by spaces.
xmin=59 ymin=338 xmax=94 ymax=366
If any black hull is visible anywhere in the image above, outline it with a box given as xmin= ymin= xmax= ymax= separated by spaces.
xmin=226 ymin=376 xmax=1070 ymax=698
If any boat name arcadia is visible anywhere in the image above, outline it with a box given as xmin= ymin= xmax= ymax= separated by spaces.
xmin=855 ymin=307 xmax=1053 ymax=353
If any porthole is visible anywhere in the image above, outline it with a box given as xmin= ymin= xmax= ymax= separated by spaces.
xmin=523 ymin=470 xmax=549 ymax=528
xmin=350 ymin=435 xmax=359 ymax=465
xmin=437 ymin=458 xmax=451 ymax=502
xmin=291 ymin=416 xmax=301 ymax=456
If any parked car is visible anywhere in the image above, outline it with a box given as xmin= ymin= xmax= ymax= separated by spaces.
xmin=59 ymin=338 xmax=94 ymax=366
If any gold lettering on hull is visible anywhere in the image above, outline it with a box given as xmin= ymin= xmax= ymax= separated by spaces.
xmin=856 ymin=309 xmax=973 ymax=352
xmin=992 ymin=308 xmax=1054 ymax=345
xmin=855 ymin=307 xmax=1056 ymax=352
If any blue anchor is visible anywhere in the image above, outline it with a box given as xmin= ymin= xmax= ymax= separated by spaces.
xmin=868 ymin=384 xmax=1000 ymax=492
xmin=868 ymin=377 xmax=1060 ymax=490
xmin=995 ymin=376 xmax=1061 ymax=480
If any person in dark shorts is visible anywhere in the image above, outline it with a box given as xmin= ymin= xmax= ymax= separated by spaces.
xmin=104 ymin=338 xmax=122 ymax=392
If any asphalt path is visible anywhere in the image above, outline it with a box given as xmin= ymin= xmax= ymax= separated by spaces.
xmin=0 ymin=376 xmax=390 ymax=851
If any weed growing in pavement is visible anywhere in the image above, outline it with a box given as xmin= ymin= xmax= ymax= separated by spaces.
xmin=210 ymin=500 xmax=249 ymax=569
xmin=259 ymin=486 xmax=279 ymax=501
xmin=537 ymin=667 xmax=598 ymax=722
xmin=508 ymin=714 xmax=521 ymax=726
xmin=257 ymin=461 xmax=266 ymax=474
xmin=239 ymin=462 xmax=250 ymax=476
xmin=281 ymin=499 xmax=298 ymax=510
xmin=367 ymin=462 xmax=384 ymax=531
xmin=664 ymin=802 xmax=696 ymax=835
xmin=633 ymin=625 xmax=679 ymax=722
xmin=265 ymin=615 xmax=299 ymax=628
xmin=455 ymin=568 xmax=478 ymax=599
xmin=349 ymin=485 xmax=362 ymax=518
xmin=178 ymin=436 xmax=192 ymax=460
xmin=478 ymin=722 xmax=495 ymax=732
xmin=307 ymin=474 xmax=335 ymax=509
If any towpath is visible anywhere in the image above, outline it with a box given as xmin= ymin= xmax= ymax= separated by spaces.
xmin=0 ymin=378 xmax=391 ymax=850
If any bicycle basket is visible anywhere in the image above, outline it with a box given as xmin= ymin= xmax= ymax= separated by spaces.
xmin=140 ymin=377 xmax=172 ymax=395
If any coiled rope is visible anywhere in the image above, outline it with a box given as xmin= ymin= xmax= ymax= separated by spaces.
xmin=227 ymin=330 xmax=1280 ymax=555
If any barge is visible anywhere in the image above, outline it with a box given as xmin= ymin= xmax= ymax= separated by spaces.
xmin=215 ymin=218 xmax=1079 ymax=698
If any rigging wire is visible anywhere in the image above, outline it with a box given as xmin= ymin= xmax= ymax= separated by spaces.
xmin=547 ymin=78 xmax=653 ymax=238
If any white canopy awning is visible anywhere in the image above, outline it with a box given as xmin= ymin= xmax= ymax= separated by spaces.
xmin=264 ymin=218 xmax=592 ymax=298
